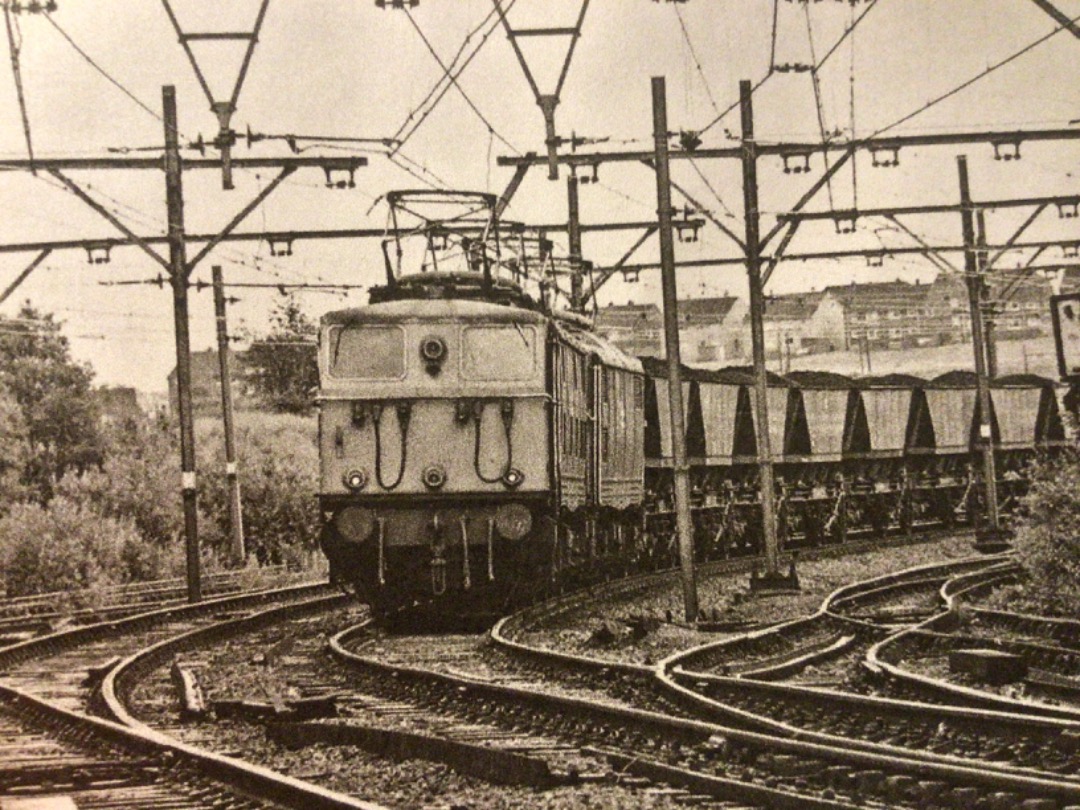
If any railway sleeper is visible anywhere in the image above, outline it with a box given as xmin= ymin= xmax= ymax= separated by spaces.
xmin=266 ymin=719 xmax=570 ymax=788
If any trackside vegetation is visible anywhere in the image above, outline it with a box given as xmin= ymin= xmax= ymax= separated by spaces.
xmin=0 ymin=305 xmax=320 ymax=599
xmin=989 ymin=446 xmax=1080 ymax=618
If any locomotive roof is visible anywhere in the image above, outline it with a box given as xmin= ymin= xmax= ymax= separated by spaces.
xmin=554 ymin=320 xmax=643 ymax=374
xmin=321 ymin=298 xmax=549 ymax=326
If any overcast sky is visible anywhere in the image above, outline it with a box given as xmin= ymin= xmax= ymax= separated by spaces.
xmin=2 ymin=0 xmax=1080 ymax=389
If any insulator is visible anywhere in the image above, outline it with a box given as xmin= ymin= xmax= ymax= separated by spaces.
xmin=375 ymin=0 xmax=418 ymax=8
xmin=269 ymin=239 xmax=294 ymax=257
xmin=1058 ymin=202 xmax=1079 ymax=220
xmin=85 ymin=244 xmax=111 ymax=265
xmin=870 ymin=147 xmax=900 ymax=168
xmin=782 ymin=153 xmax=812 ymax=174
xmin=833 ymin=216 xmax=857 ymax=234
xmin=322 ymin=166 xmax=357 ymax=189
xmin=992 ymin=141 xmax=1022 ymax=161
xmin=1063 ymin=243 xmax=1079 ymax=259
xmin=622 ymin=269 xmax=640 ymax=283
xmin=679 ymin=130 xmax=702 ymax=152
xmin=675 ymin=222 xmax=701 ymax=243
xmin=866 ymin=253 xmax=884 ymax=267
xmin=579 ymin=163 xmax=600 ymax=184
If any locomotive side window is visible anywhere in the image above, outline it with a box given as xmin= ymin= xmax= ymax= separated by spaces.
xmin=329 ymin=326 xmax=406 ymax=379
xmin=462 ymin=326 xmax=537 ymax=380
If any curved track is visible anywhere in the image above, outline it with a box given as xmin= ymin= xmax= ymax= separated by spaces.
xmin=0 ymin=582 xmax=384 ymax=810
xmin=91 ymin=533 xmax=1080 ymax=809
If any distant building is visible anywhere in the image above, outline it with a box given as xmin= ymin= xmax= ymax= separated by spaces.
xmin=594 ymin=297 xmax=746 ymax=364
xmin=678 ymin=296 xmax=744 ymax=365
xmin=594 ymin=303 xmax=664 ymax=358
xmin=823 ymin=279 xmax=946 ymax=350
xmin=95 ymin=386 xmax=142 ymax=426
xmin=596 ymin=270 xmax=1053 ymax=367
xmin=167 ymin=349 xmax=251 ymax=418
xmin=930 ymin=270 xmax=1051 ymax=342
xmin=1060 ymin=266 xmax=1080 ymax=296
xmin=751 ymin=291 xmax=846 ymax=360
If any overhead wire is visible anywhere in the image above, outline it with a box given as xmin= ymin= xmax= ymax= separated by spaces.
xmin=390 ymin=1 xmax=516 ymax=154
xmin=387 ymin=151 xmax=446 ymax=190
xmin=43 ymin=12 xmax=167 ymax=128
xmin=813 ymin=0 xmax=880 ymax=74
xmin=803 ymin=3 xmax=836 ymax=212
xmin=687 ymin=156 xmax=736 ymax=220
xmin=769 ymin=0 xmax=780 ymax=71
xmin=403 ymin=7 xmax=520 ymax=156
xmin=673 ymin=3 xmax=720 ymax=118
xmin=870 ymin=10 xmax=1080 ymax=139
xmin=848 ymin=0 xmax=859 ymax=211
xmin=4 ymin=5 xmax=34 ymax=168
xmin=697 ymin=0 xmax=881 ymax=140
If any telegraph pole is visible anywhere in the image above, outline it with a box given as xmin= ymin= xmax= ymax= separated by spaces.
xmin=958 ymin=156 xmax=1007 ymax=552
xmin=741 ymin=81 xmax=793 ymax=591
xmin=164 ymin=86 xmax=201 ymax=602
xmin=652 ymin=77 xmax=698 ymax=623
xmin=213 ymin=265 xmax=246 ymax=564
xmin=567 ymin=173 xmax=584 ymax=311
xmin=976 ymin=211 xmax=1000 ymax=377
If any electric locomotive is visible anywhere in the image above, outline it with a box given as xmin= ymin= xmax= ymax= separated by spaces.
xmin=317 ymin=191 xmax=645 ymax=623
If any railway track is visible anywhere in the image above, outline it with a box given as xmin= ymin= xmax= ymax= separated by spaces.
xmin=89 ymin=530 xmax=1080 ymax=808
xmin=101 ymin=535 xmax=953 ymax=808
xmin=101 ymin=532 xmax=1080 ymax=808
xmin=0 ymin=582 xmax=384 ymax=810
xmin=491 ymin=552 xmax=1080 ymax=808
xmin=110 ymin=583 xmax=769 ymax=807
xmin=0 ymin=566 xmax=312 ymax=638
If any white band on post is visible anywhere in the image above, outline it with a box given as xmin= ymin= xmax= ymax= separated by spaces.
xmin=980 ymin=424 xmax=991 ymax=439
xmin=181 ymin=471 xmax=197 ymax=491
xmin=225 ymin=462 xmax=238 ymax=475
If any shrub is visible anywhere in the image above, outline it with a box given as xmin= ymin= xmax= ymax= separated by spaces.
xmin=0 ymin=497 xmax=180 ymax=598
xmin=1008 ymin=448 xmax=1080 ymax=616
xmin=58 ymin=418 xmax=184 ymax=547
xmin=196 ymin=412 xmax=319 ymax=570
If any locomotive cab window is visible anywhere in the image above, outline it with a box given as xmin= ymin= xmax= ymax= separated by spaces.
xmin=461 ymin=325 xmax=537 ymax=380
xmin=328 ymin=325 xmax=406 ymax=379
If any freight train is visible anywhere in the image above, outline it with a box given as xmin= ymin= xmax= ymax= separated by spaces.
xmin=315 ymin=191 xmax=1066 ymax=624
xmin=316 ymin=280 xmax=1065 ymax=625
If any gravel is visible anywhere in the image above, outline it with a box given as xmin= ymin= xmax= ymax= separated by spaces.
xmin=512 ymin=534 xmax=980 ymax=665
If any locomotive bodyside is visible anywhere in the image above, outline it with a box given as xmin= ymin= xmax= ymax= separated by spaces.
xmin=317 ymin=298 xmax=553 ymax=620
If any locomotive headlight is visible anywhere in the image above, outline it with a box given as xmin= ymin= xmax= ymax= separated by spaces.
xmin=343 ymin=468 xmax=368 ymax=491
xmin=494 ymin=503 xmax=532 ymax=540
xmin=420 ymin=335 xmax=448 ymax=375
xmin=336 ymin=507 xmax=375 ymax=543
xmin=502 ymin=467 xmax=524 ymax=489
xmin=422 ymin=464 xmax=447 ymax=490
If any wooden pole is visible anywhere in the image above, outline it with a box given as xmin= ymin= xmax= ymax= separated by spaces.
xmin=958 ymin=156 xmax=1007 ymax=552
xmin=740 ymin=80 xmax=791 ymax=589
xmin=212 ymin=265 xmax=246 ymax=564
xmin=652 ymin=76 xmax=698 ymax=622
xmin=164 ymin=85 xmax=201 ymax=602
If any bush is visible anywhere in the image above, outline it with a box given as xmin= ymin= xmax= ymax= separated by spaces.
xmin=0 ymin=497 xmax=181 ymax=598
xmin=58 ymin=418 xmax=184 ymax=546
xmin=1008 ymin=448 xmax=1080 ymax=616
xmin=196 ymin=412 xmax=318 ymax=570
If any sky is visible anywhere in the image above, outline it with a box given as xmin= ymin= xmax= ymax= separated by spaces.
xmin=2 ymin=0 xmax=1080 ymax=389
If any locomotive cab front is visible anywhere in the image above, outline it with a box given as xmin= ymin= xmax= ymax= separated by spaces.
xmin=317 ymin=298 xmax=552 ymax=623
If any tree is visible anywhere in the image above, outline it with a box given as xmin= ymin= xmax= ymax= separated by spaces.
xmin=0 ymin=303 xmax=102 ymax=499
xmin=1008 ymin=447 xmax=1080 ymax=617
xmin=242 ymin=295 xmax=319 ymax=414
